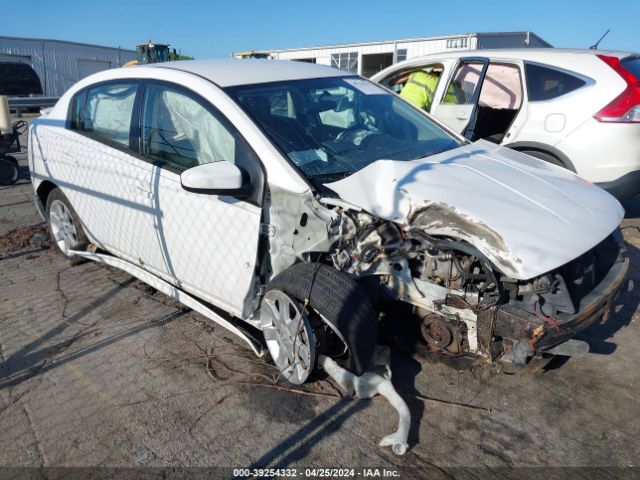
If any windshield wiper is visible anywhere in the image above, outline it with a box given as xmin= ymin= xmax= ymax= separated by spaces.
xmin=308 ymin=171 xmax=354 ymax=182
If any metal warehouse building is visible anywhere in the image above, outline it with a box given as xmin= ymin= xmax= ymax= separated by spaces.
xmin=261 ymin=31 xmax=551 ymax=77
xmin=0 ymin=36 xmax=135 ymax=97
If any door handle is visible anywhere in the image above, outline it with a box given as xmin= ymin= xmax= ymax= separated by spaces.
xmin=456 ymin=115 xmax=469 ymax=121
xmin=133 ymin=183 xmax=154 ymax=200
xmin=62 ymin=151 xmax=79 ymax=165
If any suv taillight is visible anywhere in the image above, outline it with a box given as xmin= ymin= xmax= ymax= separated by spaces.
xmin=595 ymin=55 xmax=640 ymax=123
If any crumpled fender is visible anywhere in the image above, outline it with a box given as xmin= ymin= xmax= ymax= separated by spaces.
xmin=325 ymin=141 xmax=624 ymax=280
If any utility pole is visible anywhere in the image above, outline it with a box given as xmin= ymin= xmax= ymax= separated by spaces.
xmin=41 ymin=41 xmax=48 ymax=96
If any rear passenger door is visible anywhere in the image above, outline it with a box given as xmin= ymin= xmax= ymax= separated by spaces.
xmin=514 ymin=62 xmax=591 ymax=146
xmin=137 ymin=81 xmax=264 ymax=316
xmin=467 ymin=62 xmax=525 ymax=143
xmin=65 ymin=81 xmax=160 ymax=265
xmin=435 ymin=57 xmax=489 ymax=138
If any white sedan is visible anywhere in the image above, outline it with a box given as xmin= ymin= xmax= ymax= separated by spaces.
xmin=29 ymin=59 xmax=628 ymax=383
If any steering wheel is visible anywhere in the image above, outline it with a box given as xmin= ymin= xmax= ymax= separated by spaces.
xmin=336 ymin=124 xmax=367 ymax=143
xmin=336 ymin=125 xmax=384 ymax=150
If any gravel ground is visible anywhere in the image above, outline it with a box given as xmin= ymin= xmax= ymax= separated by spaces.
xmin=1 ymin=116 xmax=639 ymax=479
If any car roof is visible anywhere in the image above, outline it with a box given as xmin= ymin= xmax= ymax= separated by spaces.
xmin=370 ymin=48 xmax=639 ymax=81
xmin=151 ymin=59 xmax=352 ymax=87
xmin=391 ymin=48 xmax=636 ymax=65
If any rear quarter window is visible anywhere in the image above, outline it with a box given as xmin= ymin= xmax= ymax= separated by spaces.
xmin=622 ymin=57 xmax=640 ymax=81
xmin=524 ymin=63 xmax=586 ymax=101
xmin=69 ymin=82 xmax=137 ymax=148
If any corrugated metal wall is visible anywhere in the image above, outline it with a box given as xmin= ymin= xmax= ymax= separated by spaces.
xmin=476 ymin=32 xmax=551 ymax=50
xmin=272 ymin=38 xmax=479 ymax=65
xmin=0 ymin=37 xmax=135 ymax=97
xmin=272 ymin=37 xmax=481 ymax=74
xmin=270 ymin=32 xmax=550 ymax=75
xmin=395 ymin=36 xmax=478 ymax=58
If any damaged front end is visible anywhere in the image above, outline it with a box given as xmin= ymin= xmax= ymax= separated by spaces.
xmin=496 ymin=232 xmax=628 ymax=365
xmin=323 ymin=203 xmax=628 ymax=372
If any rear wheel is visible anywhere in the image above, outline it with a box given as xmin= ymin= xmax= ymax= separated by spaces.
xmin=262 ymin=263 xmax=378 ymax=382
xmin=46 ymin=188 xmax=88 ymax=263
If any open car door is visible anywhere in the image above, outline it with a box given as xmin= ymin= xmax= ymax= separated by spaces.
xmin=434 ymin=57 xmax=489 ymax=139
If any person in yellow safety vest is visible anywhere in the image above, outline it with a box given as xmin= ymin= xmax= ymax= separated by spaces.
xmin=400 ymin=70 xmax=440 ymax=112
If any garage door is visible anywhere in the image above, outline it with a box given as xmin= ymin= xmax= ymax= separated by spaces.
xmin=77 ymin=59 xmax=112 ymax=79
xmin=0 ymin=62 xmax=43 ymax=95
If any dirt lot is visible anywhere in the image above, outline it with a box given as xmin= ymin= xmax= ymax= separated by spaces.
xmin=1 ymin=116 xmax=639 ymax=478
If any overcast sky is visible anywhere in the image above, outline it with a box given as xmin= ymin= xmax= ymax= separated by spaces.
xmin=6 ymin=0 xmax=639 ymax=58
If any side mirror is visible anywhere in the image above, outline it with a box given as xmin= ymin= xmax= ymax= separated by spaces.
xmin=180 ymin=162 xmax=249 ymax=197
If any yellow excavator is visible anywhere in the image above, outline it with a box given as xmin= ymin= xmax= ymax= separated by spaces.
xmin=124 ymin=42 xmax=177 ymax=67
xmin=235 ymin=51 xmax=272 ymax=60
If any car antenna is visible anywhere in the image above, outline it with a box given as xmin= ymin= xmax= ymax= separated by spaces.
xmin=590 ymin=29 xmax=611 ymax=50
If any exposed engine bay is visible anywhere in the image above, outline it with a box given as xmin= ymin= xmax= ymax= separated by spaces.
xmin=312 ymin=204 xmax=627 ymax=371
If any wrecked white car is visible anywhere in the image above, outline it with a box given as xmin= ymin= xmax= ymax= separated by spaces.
xmin=29 ymin=60 xmax=628 ymax=385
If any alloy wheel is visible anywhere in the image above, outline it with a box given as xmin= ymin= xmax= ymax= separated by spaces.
xmin=49 ymin=199 xmax=79 ymax=255
xmin=260 ymin=289 xmax=316 ymax=385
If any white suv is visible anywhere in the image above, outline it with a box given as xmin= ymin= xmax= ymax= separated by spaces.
xmin=29 ymin=60 xmax=627 ymax=385
xmin=372 ymin=49 xmax=640 ymax=198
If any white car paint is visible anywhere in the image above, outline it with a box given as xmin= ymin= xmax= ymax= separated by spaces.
xmin=29 ymin=57 xmax=625 ymax=293
xmin=28 ymin=59 xmax=627 ymax=377
xmin=29 ymin=61 xmax=357 ymax=317
xmin=325 ymin=140 xmax=624 ymax=280
xmin=29 ymin=63 xmax=302 ymax=317
xmin=33 ymin=63 xmax=315 ymax=195
xmin=181 ymin=162 xmax=244 ymax=191
xmin=371 ymin=48 xmax=640 ymax=197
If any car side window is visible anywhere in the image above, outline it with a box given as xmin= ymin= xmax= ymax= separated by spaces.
xmin=269 ymin=91 xmax=297 ymax=119
xmin=478 ymin=63 xmax=523 ymax=109
xmin=442 ymin=61 xmax=484 ymax=105
xmin=379 ymin=64 xmax=444 ymax=94
xmin=70 ymin=82 xmax=137 ymax=147
xmin=525 ymin=63 xmax=586 ymax=101
xmin=141 ymin=84 xmax=236 ymax=171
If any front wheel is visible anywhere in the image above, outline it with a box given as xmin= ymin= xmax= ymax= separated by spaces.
xmin=261 ymin=263 xmax=378 ymax=383
xmin=46 ymin=188 xmax=88 ymax=263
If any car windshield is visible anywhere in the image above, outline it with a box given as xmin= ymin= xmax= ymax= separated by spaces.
xmin=225 ymin=76 xmax=461 ymax=185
